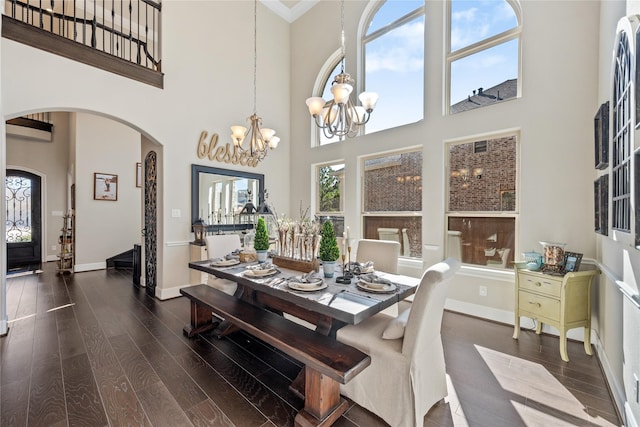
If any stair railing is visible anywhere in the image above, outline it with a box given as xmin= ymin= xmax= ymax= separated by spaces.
xmin=5 ymin=0 xmax=161 ymax=72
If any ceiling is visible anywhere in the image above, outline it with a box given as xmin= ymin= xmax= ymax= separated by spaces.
xmin=261 ymin=0 xmax=320 ymax=23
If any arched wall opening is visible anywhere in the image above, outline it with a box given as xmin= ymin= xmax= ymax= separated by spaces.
xmin=1 ymin=108 xmax=164 ymax=335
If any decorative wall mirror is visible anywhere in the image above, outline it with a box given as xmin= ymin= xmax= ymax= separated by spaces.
xmin=191 ymin=164 xmax=264 ymax=232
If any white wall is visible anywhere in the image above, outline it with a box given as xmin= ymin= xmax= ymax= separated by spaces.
xmin=290 ymin=0 xmax=629 ymax=419
xmin=0 ymin=1 xmax=290 ymax=298
xmin=6 ymin=112 xmax=70 ymax=261
xmin=292 ymin=1 xmax=599 ymax=289
xmin=74 ymin=113 xmax=142 ymax=270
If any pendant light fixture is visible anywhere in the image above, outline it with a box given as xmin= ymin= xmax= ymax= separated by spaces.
xmin=231 ymin=0 xmax=280 ymax=161
xmin=305 ymin=0 xmax=379 ymax=139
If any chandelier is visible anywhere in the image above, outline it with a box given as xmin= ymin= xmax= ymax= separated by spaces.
xmin=305 ymin=0 xmax=378 ymax=139
xmin=231 ymin=0 xmax=279 ymax=161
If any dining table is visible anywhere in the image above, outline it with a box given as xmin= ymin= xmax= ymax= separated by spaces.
xmin=187 ymin=258 xmax=420 ymax=338
xmin=187 ymin=257 xmax=420 ymax=401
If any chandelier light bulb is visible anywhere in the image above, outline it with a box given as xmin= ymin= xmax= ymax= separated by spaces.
xmin=306 ymin=97 xmax=326 ymax=116
xmin=358 ymin=92 xmax=379 ymax=112
xmin=231 ymin=125 xmax=247 ymax=146
xmin=260 ymin=128 xmax=276 ymax=141
xmin=331 ymin=83 xmax=353 ymax=104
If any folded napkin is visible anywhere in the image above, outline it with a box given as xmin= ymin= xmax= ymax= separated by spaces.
xmin=359 ymin=273 xmax=392 ymax=285
xmin=294 ymin=272 xmax=322 ymax=283
xmin=247 ymin=262 xmax=274 ymax=271
xmin=225 ymin=251 xmax=240 ymax=260
xmin=353 ymin=261 xmax=374 ymax=274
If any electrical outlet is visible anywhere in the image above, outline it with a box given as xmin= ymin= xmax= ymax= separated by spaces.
xmin=51 ymin=245 xmax=57 ymax=251
xmin=634 ymin=373 xmax=639 ymax=403
xmin=171 ymin=209 xmax=181 ymax=218
xmin=479 ymin=286 xmax=488 ymax=297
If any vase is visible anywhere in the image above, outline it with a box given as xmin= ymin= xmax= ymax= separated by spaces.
xmin=256 ymin=250 xmax=268 ymax=262
xmin=322 ymin=260 xmax=336 ymax=278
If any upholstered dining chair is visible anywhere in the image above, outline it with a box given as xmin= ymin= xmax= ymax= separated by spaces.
xmin=337 ymin=258 xmax=461 ymax=427
xmin=205 ymin=234 xmax=242 ymax=295
xmin=355 ymin=239 xmax=400 ymax=274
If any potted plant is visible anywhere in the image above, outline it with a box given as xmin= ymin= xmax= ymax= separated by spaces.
xmin=254 ymin=217 xmax=270 ymax=262
xmin=319 ymin=220 xmax=340 ymax=278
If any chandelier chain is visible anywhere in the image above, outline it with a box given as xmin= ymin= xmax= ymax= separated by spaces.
xmin=340 ymin=0 xmax=345 ymax=73
xmin=304 ymin=0 xmax=378 ymax=140
xmin=253 ymin=0 xmax=257 ymax=114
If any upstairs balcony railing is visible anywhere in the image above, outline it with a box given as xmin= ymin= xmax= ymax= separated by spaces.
xmin=3 ymin=0 xmax=163 ymax=87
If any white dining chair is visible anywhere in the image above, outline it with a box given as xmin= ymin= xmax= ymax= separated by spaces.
xmin=205 ymin=234 xmax=242 ymax=295
xmin=487 ymin=248 xmax=511 ymax=268
xmin=355 ymin=239 xmax=400 ymax=274
xmin=337 ymin=258 xmax=460 ymax=427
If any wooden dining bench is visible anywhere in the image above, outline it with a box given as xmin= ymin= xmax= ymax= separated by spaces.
xmin=180 ymin=284 xmax=371 ymax=427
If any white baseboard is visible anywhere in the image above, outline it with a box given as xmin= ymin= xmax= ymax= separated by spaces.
xmin=46 ymin=255 xmax=58 ymax=262
xmin=445 ymin=298 xmax=588 ymax=342
xmin=445 ymin=298 xmax=514 ymax=324
xmin=74 ymin=262 xmax=106 ymax=272
xmin=156 ymin=284 xmax=192 ymax=300
xmin=592 ymin=332 xmax=630 ymax=427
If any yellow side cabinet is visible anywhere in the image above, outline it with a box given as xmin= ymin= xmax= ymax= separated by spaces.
xmin=513 ymin=265 xmax=600 ymax=362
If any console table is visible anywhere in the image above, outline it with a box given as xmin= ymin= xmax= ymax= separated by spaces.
xmin=513 ymin=265 xmax=600 ymax=362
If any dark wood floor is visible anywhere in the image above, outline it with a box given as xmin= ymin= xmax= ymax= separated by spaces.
xmin=1 ymin=264 xmax=621 ymax=427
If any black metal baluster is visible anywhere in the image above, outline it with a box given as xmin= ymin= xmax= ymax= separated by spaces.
xmin=136 ymin=0 xmax=141 ymax=64
xmin=91 ymin=16 xmax=97 ymax=47
xmin=102 ymin=0 xmax=105 ymax=51
xmin=72 ymin=0 xmax=77 ymax=40
xmin=128 ymin=0 xmax=132 ymax=62
xmin=82 ymin=0 xmax=86 ymax=44
xmin=49 ymin=0 xmax=53 ymax=32
xmin=111 ymin=0 xmax=115 ymax=56
xmin=38 ymin=0 xmax=43 ymax=28
xmin=145 ymin=3 xmax=148 ymax=68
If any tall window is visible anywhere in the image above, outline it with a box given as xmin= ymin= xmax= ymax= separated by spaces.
xmin=362 ymin=149 xmax=422 ymax=258
xmin=362 ymin=0 xmax=424 ymax=134
xmin=447 ymin=0 xmax=521 ymax=114
xmin=446 ymin=135 xmax=518 ymax=268
xmin=612 ymin=30 xmax=631 ymax=232
xmin=316 ymin=162 xmax=345 ymax=234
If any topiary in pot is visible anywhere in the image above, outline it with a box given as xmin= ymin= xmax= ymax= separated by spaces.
xmin=319 ymin=221 xmax=340 ymax=277
xmin=254 ymin=217 xmax=270 ymax=261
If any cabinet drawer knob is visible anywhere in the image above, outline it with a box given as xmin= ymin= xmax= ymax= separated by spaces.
xmin=534 ymin=282 xmax=542 ymax=287
xmin=528 ymin=301 xmax=541 ymax=308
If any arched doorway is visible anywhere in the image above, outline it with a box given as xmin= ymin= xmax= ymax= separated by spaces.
xmin=5 ymin=169 xmax=42 ymax=270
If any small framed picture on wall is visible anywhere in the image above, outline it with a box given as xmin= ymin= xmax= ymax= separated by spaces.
xmin=94 ymin=172 xmax=118 ymax=201
xmin=594 ymin=101 xmax=609 ymax=170
xmin=594 ymin=174 xmax=608 ymax=235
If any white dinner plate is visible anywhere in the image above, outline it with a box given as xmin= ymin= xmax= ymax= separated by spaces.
xmin=211 ymin=259 xmax=240 ymax=267
xmin=356 ymin=280 xmax=396 ymax=293
xmin=244 ymin=268 xmax=278 ymax=278
xmin=287 ymin=280 xmax=327 ymax=292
